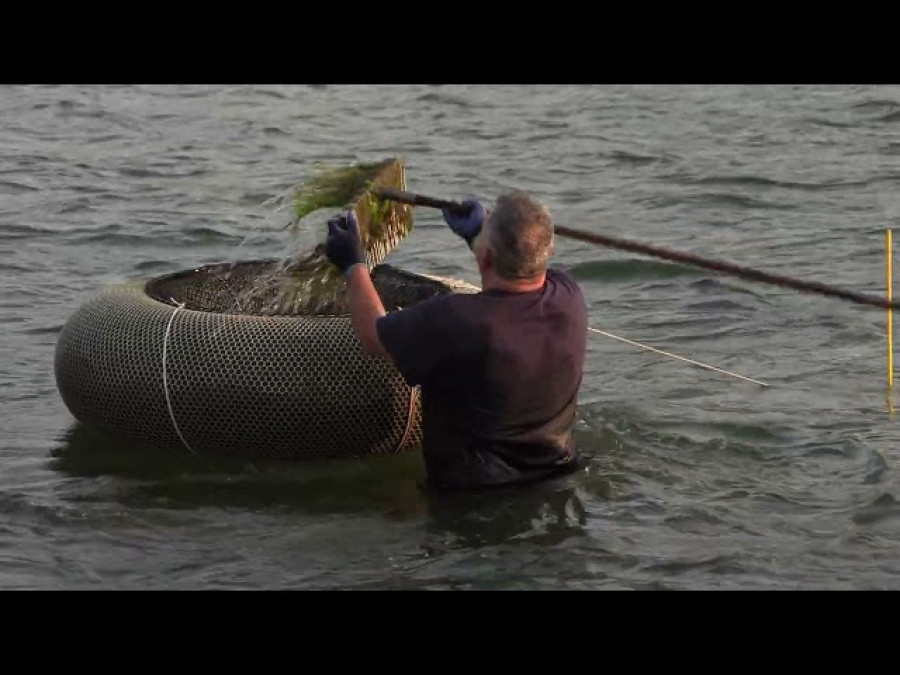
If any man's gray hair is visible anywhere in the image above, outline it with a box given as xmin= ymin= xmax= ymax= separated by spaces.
xmin=484 ymin=190 xmax=554 ymax=280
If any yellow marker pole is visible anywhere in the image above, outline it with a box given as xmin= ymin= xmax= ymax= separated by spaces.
xmin=888 ymin=228 xmax=894 ymax=415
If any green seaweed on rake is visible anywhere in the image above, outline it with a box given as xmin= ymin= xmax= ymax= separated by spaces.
xmin=284 ymin=158 xmax=413 ymax=266
xmin=287 ymin=161 xmax=389 ymax=228
xmin=366 ymin=192 xmax=388 ymax=224
xmin=243 ymin=157 xmax=415 ymax=316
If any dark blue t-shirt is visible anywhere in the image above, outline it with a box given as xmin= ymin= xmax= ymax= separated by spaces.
xmin=376 ymin=267 xmax=587 ymax=491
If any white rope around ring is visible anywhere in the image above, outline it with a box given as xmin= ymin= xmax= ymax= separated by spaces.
xmin=162 ymin=301 xmax=202 ymax=457
xmin=587 ymin=326 xmax=769 ymax=387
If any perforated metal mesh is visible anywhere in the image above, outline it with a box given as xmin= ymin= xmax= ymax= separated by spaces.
xmin=54 ymin=263 xmax=479 ymax=460
xmin=144 ymin=259 xmax=463 ymax=317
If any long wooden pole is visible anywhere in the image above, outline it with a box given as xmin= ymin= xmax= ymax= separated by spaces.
xmin=374 ymin=187 xmax=900 ymax=311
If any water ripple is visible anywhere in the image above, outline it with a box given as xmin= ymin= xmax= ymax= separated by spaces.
xmin=3 ymin=84 xmax=900 ymax=590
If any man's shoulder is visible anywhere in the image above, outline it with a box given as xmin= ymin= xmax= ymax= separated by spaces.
xmin=417 ymin=289 xmax=478 ymax=314
xmin=547 ymin=265 xmax=579 ymax=285
xmin=546 ymin=266 xmax=586 ymax=302
xmin=425 ymin=289 xmax=485 ymax=326
xmin=380 ymin=289 xmax=475 ymax=331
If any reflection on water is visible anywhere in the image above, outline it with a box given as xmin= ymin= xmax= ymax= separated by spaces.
xmin=50 ymin=422 xmax=430 ymax=517
xmin=50 ymin=421 xmax=609 ymax=566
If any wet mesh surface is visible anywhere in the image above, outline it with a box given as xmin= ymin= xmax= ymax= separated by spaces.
xmin=56 ymin=262 xmax=478 ymax=460
xmin=146 ymin=259 xmax=460 ymax=316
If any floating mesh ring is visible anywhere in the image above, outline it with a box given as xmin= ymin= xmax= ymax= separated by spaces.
xmin=53 ymin=261 xmax=479 ymax=460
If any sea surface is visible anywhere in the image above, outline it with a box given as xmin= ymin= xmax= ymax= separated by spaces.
xmin=3 ymin=84 xmax=900 ymax=589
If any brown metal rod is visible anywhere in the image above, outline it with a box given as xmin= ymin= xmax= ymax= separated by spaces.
xmin=374 ymin=186 xmax=471 ymax=215
xmin=373 ymin=187 xmax=897 ymax=311
xmin=552 ymin=225 xmax=897 ymax=310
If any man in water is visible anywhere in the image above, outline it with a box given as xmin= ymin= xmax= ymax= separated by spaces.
xmin=325 ymin=190 xmax=587 ymax=492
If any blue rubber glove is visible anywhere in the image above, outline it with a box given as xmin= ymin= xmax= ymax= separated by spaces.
xmin=325 ymin=210 xmax=365 ymax=274
xmin=441 ymin=198 xmax=486 ymax=246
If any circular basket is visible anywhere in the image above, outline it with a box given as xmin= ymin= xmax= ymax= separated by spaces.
xmin=53 ymin=260 xmax=478 ymax=460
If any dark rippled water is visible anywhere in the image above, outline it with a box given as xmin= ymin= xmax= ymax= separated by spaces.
xmin=3 ymin=84 xmax=900 ymax=589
